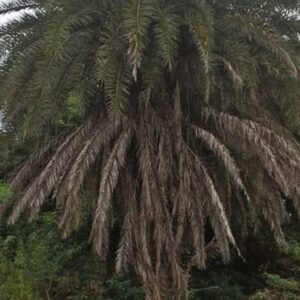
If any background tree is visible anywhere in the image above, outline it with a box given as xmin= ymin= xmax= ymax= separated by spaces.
xmin=0 ymin=0 xmax=300 ymax=298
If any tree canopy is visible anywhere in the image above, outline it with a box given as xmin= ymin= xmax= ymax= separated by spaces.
xmin=0 ymin=0 xmax=300 ymax=298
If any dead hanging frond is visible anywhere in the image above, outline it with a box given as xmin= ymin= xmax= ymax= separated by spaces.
xmin=192 ymin=125 xmax=249 ymax=202
xmin=186 ymin=145 xmax=240 ymax=262
xmin=91 ymin=124 xmax=133 ymax=258
xmin=260 ymin=174 xmax=286 ymax=244
xmin=135 ymin=114 xmax=188 ymax=299
xmin=8 ymin=119 xmax=94 ymax=225
xmin=136 ymin=118 xmax=158 ymax=275
xmin=174 ymin=147 xmax=191 ymax=248
xmin=115 ymin=169 xmax=138 ymax=274
xmin=202 ymin=108 xmax=289 ymax=196
xmin=202 ymin=107 xmax=300 ymax=222
xmin=9 ymin=137 xmax=60 ymax=191
xmin=242 ymin=118 xmax=300 ymax=167
xmin=220 ymin=56 xmax=243 ymax=88
xmin=175 ymin=146 xmax=207 ymax=270
xmin=58 ymin=118 xmax=122 ymax=238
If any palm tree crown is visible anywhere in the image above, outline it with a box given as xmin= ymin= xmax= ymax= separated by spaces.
xmin=1 ymin=0 xmax=300 ymax=298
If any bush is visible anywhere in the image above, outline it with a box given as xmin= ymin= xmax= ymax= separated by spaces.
xmin=0 ymin=181 xmax=9 ymax=204
xmin=263 ymin=273 xmax=299 ymax=292
xmin=0 ymin=210 xmax=144 ymax=299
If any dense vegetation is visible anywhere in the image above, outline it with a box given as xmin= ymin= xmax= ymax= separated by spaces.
xmin=0 ymin=0 xmax=300 ymax=299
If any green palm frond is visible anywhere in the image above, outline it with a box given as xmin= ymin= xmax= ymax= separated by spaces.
xmin=123 ymin=0 xmax=154 ymax=80
xmin=228 ymin=14 xmax=298 ymax=78
xmin=153 ymin=5 xmax=179 ymax=70
xmin=185 ymin=0 xmax=214 ymax=103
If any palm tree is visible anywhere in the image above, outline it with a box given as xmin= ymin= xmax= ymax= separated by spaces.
xmin=1 ymin=0 xmax=300 ymax=298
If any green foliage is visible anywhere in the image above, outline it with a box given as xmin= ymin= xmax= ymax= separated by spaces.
xmin=105 ymin=276 xmax=144 ymax=300
xmin=264 ymin=273 xmax=299 ymax=292
xmin=250 ymin=274 xmax=300 ymax=300
xmin=0 ymin=133 xmax=28 ymax=179
xmin=153 ymin=5 xmax=179 ymax=70
xmin=189 ymin=269 xmax=249 ymax=299
xmin=249 ymin=231 xmax=300 ymax=300
xmin=250 ymin=289 xmax=299 ymax=300
xmin=0 ymin=240 xmax=36 ymax=300
xmin=0 ymin=211 xmax=144 ymax=299
xmin=0 ymin=182 xmax=9 ymax=203
xmin=124 ymin=0 xmax=153 ymax=79
xmin=0 ymin=212 xmax=86 ymax=299
xmin=286 ymin=240 xmax=300 ymax=263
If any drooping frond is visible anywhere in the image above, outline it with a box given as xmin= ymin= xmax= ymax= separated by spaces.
xmin=186 ymin=145 xmax=239 ymax=261
xmin=185 ymin=0 xmax=213 ymax=103
xmin=153 ymin=5 xmax=179 ymax=70
xmin=193 ymin=125 xmax=249 ymax=201
xmin=202 ymin=108 xmax=289 ymax=196
xmin=141 ymin=46 xmax=164 ymax=102
xmin=103 ymin=56 xmax=131 ymax=119
xmin=219 ymin=56 xmax=244 ymax=89
xmin=115 ymin=169 xmax=137 ymax=274
xmin=1 ymin=39 xmax=45 ymax=128
xmin=228 ymin=15 xmax=298 ymax=78
xmin=8 ymin=119 xmax=94 ymax=224
xmin=96 ymin=12 xmax=131 ymax=118
xmin=123 ymin=0 xmax=153 ymax=80
xmin=91 ymin=124 xmax=133 ymax=258
xmin=9 ymin=137 xmax=60 ymax=191
xmin=59 ymin=118 xmax=122 ymax=237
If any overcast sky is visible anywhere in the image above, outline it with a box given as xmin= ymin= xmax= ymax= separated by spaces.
xmin=0 ymin=12 xmax=20 ymax=24
xmin=0 ymin=0 xmax=23 ymax=25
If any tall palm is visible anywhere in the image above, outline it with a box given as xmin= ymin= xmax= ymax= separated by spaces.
xmin=1 ymin=0 xmax=300 ymax=298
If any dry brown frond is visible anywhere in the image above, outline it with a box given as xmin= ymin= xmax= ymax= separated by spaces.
xmin=59 ymin=118 xmax=122 ymax=237
xmin=193 ymin=125 xmax=249 ymax=202
xmin=8 ymin=119 xmax=94 ymax=224
xmin=91 ymin=124 xmax=133 ymax=258
xmin=202 ymin=108 xmax=289 ymax=196
xmin=188 ymin=145 xmax=239 ymax=262
xmin=9 ymin=138 xmax=60 ymax=191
